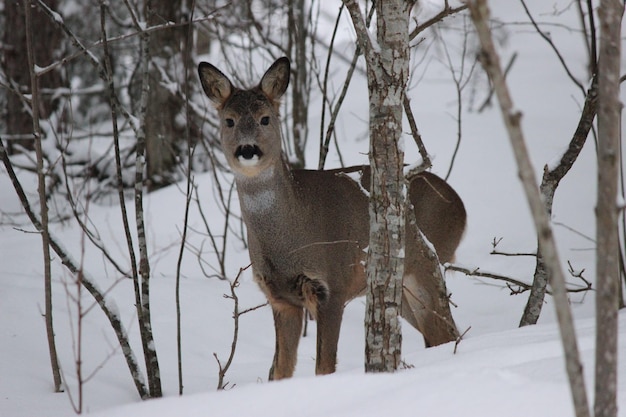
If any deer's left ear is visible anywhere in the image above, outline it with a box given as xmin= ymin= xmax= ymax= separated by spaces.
xmin=260 ymin=57 xmax=290 ymax=101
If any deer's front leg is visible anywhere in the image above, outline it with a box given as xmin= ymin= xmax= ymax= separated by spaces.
xmin=269 ymin=302 xmax=304 ymax=380
xmin=314 ymin=298 xmax=345 ymax=375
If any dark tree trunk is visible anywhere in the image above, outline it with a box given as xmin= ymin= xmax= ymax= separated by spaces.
xmin=129 ymin=0 xmax=185 ymax=189
xmin=287 ymin=0 xmax=309 ymax=169
xmin=3 ymin=0 xmax=65 ymax=153
xmin=145 ymin=0 xmax=183 ymax=188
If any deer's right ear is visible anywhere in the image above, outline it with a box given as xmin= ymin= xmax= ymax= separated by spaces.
xmin=198 ymin=62 xmax=233 ymax=106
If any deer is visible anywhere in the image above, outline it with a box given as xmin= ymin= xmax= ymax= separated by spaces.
xmin=198 ymin=57 xmax=466 ymax=380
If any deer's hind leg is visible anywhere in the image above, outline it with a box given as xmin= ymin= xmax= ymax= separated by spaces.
xmin=269 ymin=302 xmax=304 ymax=380
xmin=401 ymin=228 xmax=459 ymax=347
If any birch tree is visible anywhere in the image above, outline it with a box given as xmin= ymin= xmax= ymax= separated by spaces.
xmin=343 ymin=0 xmax=411 ymax=373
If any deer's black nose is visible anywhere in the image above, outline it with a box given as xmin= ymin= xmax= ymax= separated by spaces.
xmin=235 ymin=144 xmax=263 ymax=160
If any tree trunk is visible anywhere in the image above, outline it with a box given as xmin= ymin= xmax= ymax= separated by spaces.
xmin=287 ymin=0 xmax=309 ymax=169
xmin=344 ymin=0 xmax=411 ymax=373
xmin=23 ymin=0 xmax=63 ymax=393
xmin=132 ymin=2 xmax=164 ymax=396
xmin=467 ymin=1 xmax=590 ymax=416
xmin=129 ymin=0 xmax=184 ymax=189
xmin=594 ymin=2 xmax=623 ymax=416
xmin=365 ymin=0 xmax=409 ymax=373
xmin=519 ymin=76 xmax=598 ymax=327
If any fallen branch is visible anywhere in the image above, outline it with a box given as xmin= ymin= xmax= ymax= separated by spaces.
xmin=446 ymin=263 xmax=592 ymax=295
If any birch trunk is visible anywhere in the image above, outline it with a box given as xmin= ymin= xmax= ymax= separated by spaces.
xmin=344 ymin=0 xmax=410 ymax=373
xmin=594 ymin=2 xmax=623 ymax=416
xmin=134 ymin=6 xmax=162 ymax=396
xmin=365 ymin=0 xmax=409 ymax=373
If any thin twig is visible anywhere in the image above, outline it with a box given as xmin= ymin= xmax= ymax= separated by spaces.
xmin=318 ymin=3 xmax=375 ymax=170
xmin=403 ymin=95 xmax=432 ymax=172
xmin=490 ymin=250 xmax=536 ymax=257
xmin=519 ymin=0 xmax=586 ymax=95
xmin=214 ymin=264 xmax=262 ymax=390
xmin=477 ymin=52 xmax=517 ymax=113
xmin=454 ymin=326 xmax=471 ymax=354
xmin=318 ymin=3 xmax=345 ymax=170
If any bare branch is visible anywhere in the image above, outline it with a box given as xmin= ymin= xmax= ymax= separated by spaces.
xmin=477 ymin=52 xmax=517 ymax=113
xmin=409 ymin=3 xmax=468 ymax=41
xmin=214 ymin=265 xmax=256 ymax=390
xmin=446 ymin=263 xmax=592 ymax=294
xmin=466 ymin=2 xmax=590 ymax=416
xmin=446 ymin=264 xmax=533 ymax=292
xmin=403 ymin=96 xmax=432 ymax=173
xmin=490 ymin=250 xmax=537 ymax=257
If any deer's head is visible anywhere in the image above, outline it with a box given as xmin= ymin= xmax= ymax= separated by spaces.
xmin=198 ymin=57 xmax=290 ymax=178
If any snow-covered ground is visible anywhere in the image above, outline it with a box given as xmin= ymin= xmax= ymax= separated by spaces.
xmin=1 ymin=1 xmax=625 ymax=416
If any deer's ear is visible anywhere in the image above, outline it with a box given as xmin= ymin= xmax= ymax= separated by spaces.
xmin=198 ymin=62 xmax=233 ymax=106
xmin=260 ymin=57 xmax=290 ymax=101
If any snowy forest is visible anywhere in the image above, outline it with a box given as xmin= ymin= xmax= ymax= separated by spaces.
xmin=1 ymin=0 xmax=625 ymax=416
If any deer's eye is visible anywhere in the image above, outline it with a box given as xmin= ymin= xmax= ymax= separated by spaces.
xmin=260 ymin=116 xmax=270 ymax=126
xmin=225 ymin=118 xmax=235 ymax=128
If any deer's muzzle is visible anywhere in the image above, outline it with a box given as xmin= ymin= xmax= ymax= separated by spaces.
xmin=235 ymin=144 xmax=264 ymax=166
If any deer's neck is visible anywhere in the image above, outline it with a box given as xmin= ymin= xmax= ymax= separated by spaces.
xmin=235 ymin=158 xmax=296 ymax=217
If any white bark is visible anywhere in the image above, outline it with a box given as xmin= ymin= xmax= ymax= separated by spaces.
xmin=344 ymin=0 xmax=410 ymax=373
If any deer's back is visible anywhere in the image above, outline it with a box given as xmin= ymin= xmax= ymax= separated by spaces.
xmin=321 ymin=166 xmax=466 ymax=263
xmin=291 ymin=166 xmax=465 ymax=263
